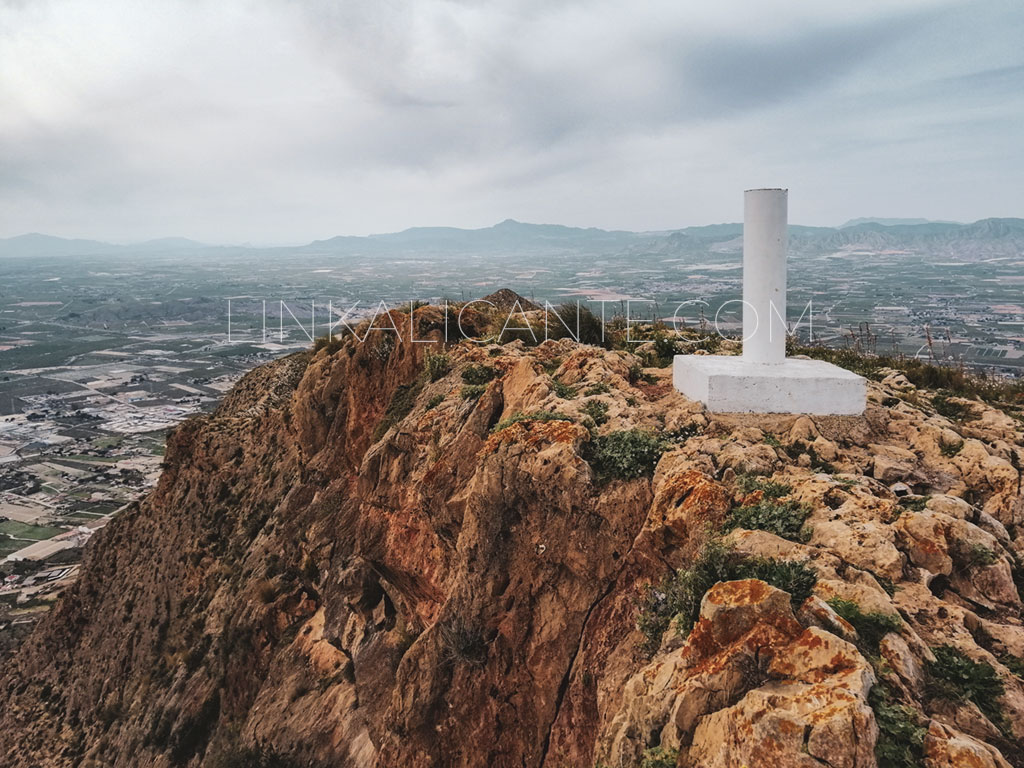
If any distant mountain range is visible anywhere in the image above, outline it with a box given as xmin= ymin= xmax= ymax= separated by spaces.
xmin=2 ymin=217 xmax=1023 ymax=261
xmin=837 ymin=217 xmax=962 ymax=228
xmin=0 ymin=233 xmax=207 ymax=258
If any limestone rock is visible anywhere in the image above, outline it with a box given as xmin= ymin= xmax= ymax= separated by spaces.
xmin=686 ymin=627 xmax=877 ymax=768
xmin=923 ymin=721 xmax=1013 ymax=768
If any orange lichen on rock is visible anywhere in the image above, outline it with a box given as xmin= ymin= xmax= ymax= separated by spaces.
xmin=481 ymin=418 xmax=586 ymax=452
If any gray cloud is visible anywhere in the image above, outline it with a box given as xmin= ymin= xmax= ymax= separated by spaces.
xmin=0 ymin=0 xmax=1021 ymax=243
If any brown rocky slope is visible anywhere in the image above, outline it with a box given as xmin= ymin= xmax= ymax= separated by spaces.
xmin=1 ymin=305 xmax=1023 ymax=768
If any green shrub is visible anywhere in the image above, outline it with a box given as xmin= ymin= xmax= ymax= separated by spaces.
xmin=540 ymin=357 xmax=562 ymax=375
xmin=742 ymin=558 xmax=818 ymax=610
xmin=927 ymin=645 xmax=1008 ymax=733
xmin=584 ymin=381 xmax=612 ymax=396
xmin=551 ymin=378 xmax=578 ymax=399
xmin=724 ymin=499 xmax=811 ymax=542
xmin=826 ymin=598 xmax=902 ymax=654
xmin=649 ymin=336 xmax=678 ymax=367
xmin=585 ymin=429 xmax=666 ymax=482
xmin=580 ymin=399 xmax=609 ymax=426
xmin=999 ymin=653 xmax=1024 ymax=680
xmin=939 ymin=438 xmax=964 ymax=457
xmin=734 ymin=473 xmax=792 ymax=499
xmin=874 ymin=574 xmax=898 ymax=597
xmin=312 ymin=333 xmax=343 ymax=355
xmin=627 ymin=363 xmax=656 ymax=386
xmin=963 ymin=542 xmax=998 ymax=568
xmin=869 ymin=680 xmax=926 ymax=768
xmin=372 ymin=379 xmax=425 ymax=441
xmin=635 ymin=542 xmax=817 ymax=656
xmin=491 ymin=410 xmax=572 ymax=433
xmin=424 ymin=349 xmax=452 ymax=381
xmin=897 ymin=496 xmax=928 ymax=512
xmin=460 ymin=384 xmax=487 ymax=400
xmin=640 ymin=746 xmax=679 ymax=768
xmin=680 ymin=331 xmax=722 ymax=354
xmin=933 ymin=394 xmax=970 ymax=421
xmin=461 ymin=364 xmax=497 ymax=385
xmin=425 ymin=394 xmax=444 ymax=410
xmin=368 ymin=333 xmax=396 ymax=361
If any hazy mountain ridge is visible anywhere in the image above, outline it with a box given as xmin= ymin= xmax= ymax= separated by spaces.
xmin=4 ymin=218 xmax=1023 ymax=260
xmin=839 ymin=217 xmax=962 ymax=228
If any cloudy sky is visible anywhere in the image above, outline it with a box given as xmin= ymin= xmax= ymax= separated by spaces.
xmin=1 ymin=0 xmax=1022 ymax=244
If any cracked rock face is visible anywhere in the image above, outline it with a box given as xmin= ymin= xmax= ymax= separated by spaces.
xmin=1 ymin=314 xmax=1023 ymax=768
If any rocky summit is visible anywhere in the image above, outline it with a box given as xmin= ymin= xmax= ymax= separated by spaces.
xmin=1 ymin=303 xmax=1023 ymax=768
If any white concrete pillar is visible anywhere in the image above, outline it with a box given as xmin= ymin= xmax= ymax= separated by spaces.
xmin=742 ymin=188 xmax=788 ymax=364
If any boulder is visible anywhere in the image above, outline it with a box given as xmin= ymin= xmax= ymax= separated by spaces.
xmin=923 ymin=721 xmax=1013 ymax=768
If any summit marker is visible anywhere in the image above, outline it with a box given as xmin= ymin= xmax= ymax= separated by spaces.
xmin=673 ymin=188 xmax=866 ymax=415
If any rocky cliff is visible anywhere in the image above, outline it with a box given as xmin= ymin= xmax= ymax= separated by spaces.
xmin=1 ymin=304 xmax=1023 ymax=768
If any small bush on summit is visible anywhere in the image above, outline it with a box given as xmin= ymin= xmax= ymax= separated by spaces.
xmin=424 ymin=349 xmax=451 ymax=381
xmin=460 ymin=384 xmax=487 ymax=400
xmin=724 ymin=499 xmax=811 ymax=542
xmin=635 ymin=541 xmax=817 ymax=656
xmin=551 ymin=378 xmax=578 ymax=399
xmin=734 ymin=473 xmax=792 ymax=499
xmin=627 ymin=363 xmax=656 ymax=386
xmin=461 ymin=364 xmax=497 ymax=385
xmin=932 ymin=393 xmax=970 ymax=421
xmin=927 ymin=645 xmax=1008 ymax=733
xmin=491 ymin=411 xmax=572 ymax=433
xmin=939 ymin=438 xmax=964 ymax=457
xmin=580 ymin=399 xmax=609 ymax=426
xmin=639 ymin=746 xmax=679 ymax=768
xmin=585 ymin=429 xmax=665 ymax=482
xmin=584 ymin=381 xmax=612 ymax=395
xmin=783 ymin=440 xmax=836 ymax=473
xmin=962 ymin=542 xmax=999 ymax=568
xmin=312 ymin=333 xmax=343 ymax=355
xmin=826 ymin=598 xmax=902 ymax=654
xmin=999 ymin=653 xmax=1024 ymax=680
xmin=897 ymin=495 xmax=929 ymax=513
xmin=869 ymin=680 xmax=926 ymax=768
xmin=649 ymin=335 xmax=678 ymax=367
xmin=545 ymin=303 xmax=608 ymax=347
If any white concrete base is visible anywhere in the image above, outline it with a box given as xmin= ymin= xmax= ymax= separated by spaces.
xmin=673 ymin=355 xmax=866 ymax=415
